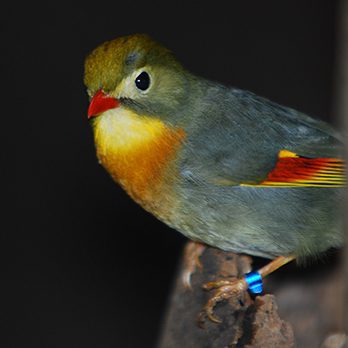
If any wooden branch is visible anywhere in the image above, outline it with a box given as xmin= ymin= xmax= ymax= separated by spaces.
xmin=157 ymin=248 xmax=294 ymax=348
xmin=157 ymin=247 xmax=346 ymax=348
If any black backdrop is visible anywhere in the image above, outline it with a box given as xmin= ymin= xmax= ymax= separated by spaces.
xmin=4 ymin=1 xmax=337 ymax=347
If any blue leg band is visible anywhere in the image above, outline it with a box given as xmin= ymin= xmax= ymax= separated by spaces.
xmin=244 ymin=271 xmax=263 ymax=294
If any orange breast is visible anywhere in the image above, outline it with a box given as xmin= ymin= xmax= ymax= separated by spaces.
xmin=93 ymin=108 xmax=185 ymax=213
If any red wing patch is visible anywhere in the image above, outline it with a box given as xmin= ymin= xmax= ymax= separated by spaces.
xmin=244 ymin=150 xmax=345 ymax=187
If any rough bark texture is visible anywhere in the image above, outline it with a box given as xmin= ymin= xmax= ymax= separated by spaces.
xmin=157 ymin=248 xmax=295 ymax=348
xmin=157 ymin=248 xmax=346 ymax=348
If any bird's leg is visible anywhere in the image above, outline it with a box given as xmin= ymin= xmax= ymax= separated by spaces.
xmin=257 ymin=254 xmax=296 ymax=278
xmin=202 ymin=255 xmax=296 ymax=323
xmin=181 ymin=241 xmax=206 ymax=289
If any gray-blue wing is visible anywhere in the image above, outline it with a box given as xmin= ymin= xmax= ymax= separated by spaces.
xmin=179 ymin=88 xmax=344 ymax=185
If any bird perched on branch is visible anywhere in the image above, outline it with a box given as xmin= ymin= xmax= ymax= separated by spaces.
xmin=84 ymin=34 xmax=345 ymax=322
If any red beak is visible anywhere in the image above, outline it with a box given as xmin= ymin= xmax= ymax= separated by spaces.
xmin=87 ymin=90 xmax=120 ymax=119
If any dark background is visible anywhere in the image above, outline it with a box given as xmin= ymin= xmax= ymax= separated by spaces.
xmin=4 ymin=1 xmax=339 ymax=347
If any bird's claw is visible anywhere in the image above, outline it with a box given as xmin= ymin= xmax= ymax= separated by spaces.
xmin=181 ymin=241 xmax=205 ymax=289
xmin=202 ymin=280 xmax=232 ymax=290
xmin=200 ymin=278 xmax=248 ymax=324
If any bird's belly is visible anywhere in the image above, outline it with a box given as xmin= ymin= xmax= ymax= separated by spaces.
xmin=170 ymin=184 xmax=343 ymax=259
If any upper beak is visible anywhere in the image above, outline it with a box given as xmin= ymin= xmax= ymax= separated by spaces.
xmin=87 ymin=90 xmax=120 ymax=119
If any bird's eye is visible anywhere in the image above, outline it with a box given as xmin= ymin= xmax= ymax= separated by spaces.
xmin=135 ymin=71 xmax=150 ymax=91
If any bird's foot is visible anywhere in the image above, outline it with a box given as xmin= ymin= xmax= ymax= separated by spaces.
xmin=181 ymin=241 xmax=206 ymax=289
xmin=198 ymin=255 xmax=296 ymax=325
xmin=199 ymin=277 xmax=249 ymax=323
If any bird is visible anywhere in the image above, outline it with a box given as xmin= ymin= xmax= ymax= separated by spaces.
xmin=84 ymin=34 xmax=345 ymax=323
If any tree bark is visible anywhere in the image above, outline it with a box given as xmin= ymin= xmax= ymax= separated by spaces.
xmin=157 ymin=248 xmax=346 ymax=348
xmin=157 ymin=248 xmax=294 ymax=348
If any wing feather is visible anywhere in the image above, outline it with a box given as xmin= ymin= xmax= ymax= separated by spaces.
xmin=241 ymin=150 xmax=345 ymax=188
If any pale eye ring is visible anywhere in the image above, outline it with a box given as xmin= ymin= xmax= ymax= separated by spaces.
xmin=135 ymin=71 xmax=150 ymax=91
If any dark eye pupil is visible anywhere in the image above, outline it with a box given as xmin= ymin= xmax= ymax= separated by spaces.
xmin=135 ymin=71 xmax=150 ymax=91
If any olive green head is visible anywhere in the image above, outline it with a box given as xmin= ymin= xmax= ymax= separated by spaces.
xmin=84 ymin=34 xmax=191 ymax=119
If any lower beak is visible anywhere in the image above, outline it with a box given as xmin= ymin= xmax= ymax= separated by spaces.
xmin=87 ymin=90 xmax=120 ymax=119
